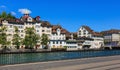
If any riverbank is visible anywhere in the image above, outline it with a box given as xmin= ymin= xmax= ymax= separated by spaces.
xmin=0 ymin=55 xmax=120 ymax=70
xmin=1 ymin=46 xmax=120 ymax=54
xmin=0 ymin=48 xmax=118 ymax=54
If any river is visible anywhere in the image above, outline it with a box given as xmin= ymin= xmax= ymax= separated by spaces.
xmin=0 ymin=50 xmax=120 ymax=65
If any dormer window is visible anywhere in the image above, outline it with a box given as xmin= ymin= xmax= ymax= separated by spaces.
xmin=2 ymin=20 xmax=8 ymax=25
xmin=27 ymin=17 xmax=32 ymax=22
xmin=36 ymin=16 xmax=40 ymax=21
xmin=57 ymin=29 xmax=60 ymax=32
xmin=10 ymin=25 xmax=12 ymax=28
xmin=57 ymin=28 xmax=60 ymax=35
xmin=3 ymin=20 xmax=8 ymax=23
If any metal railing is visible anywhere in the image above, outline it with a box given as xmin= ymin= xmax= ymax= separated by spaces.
xmin=0 ymin=50 xmax=120 ymax=65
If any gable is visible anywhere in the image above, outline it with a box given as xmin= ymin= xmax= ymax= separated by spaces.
xmin=27 ymin=17 xmax=32 ymax=22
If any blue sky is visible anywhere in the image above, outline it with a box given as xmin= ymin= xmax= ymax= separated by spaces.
xmin=0 ymin=0 xmax=120 ymax=32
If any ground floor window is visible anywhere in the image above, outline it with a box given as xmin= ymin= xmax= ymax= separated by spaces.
xmin=68 ymin=46 xmax=77 ymax=48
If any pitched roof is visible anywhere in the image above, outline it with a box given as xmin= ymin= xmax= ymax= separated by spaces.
xmin=82 ymin=25 xmax=102 ymax=37
xmin=92 ymin=32 xmax=102 ymax=37
xmin=70 ymin=32 xmax=77 ymax=35
xmin=82 ymin=25 xmax=94 ymax=34
xmin=52 ymin=25 xmax=70 ymax=35
xmin=52 ymin=25 xmax=62 ymax=33
xmin=101 ymin=29 xmax=120 ymax=35
xmin=41 ymin=21 xmax=51 ymax=27
xmin=62 ymin=28 xmax=70 ymax=37
xmin=0 ymin=15 xmax=51 ymax=26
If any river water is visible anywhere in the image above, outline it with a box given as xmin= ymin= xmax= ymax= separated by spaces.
xmin=0 ymin=50 xmax=120 ymax=65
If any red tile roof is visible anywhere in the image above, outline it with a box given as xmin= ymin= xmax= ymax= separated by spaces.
xmin=101 ymin=29 xmax=120 ymax=35
xmin=41 ymin=21 xmax=51 ymax=27
xmin=52 ymin=25 xmax=70 ymax=36
xmin=82 ymin=25 xmax=102 ymax=37
xmin=82 ymin=26 xmax=94 ymax=34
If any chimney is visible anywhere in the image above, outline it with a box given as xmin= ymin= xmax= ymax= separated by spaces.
xmin=23 ymin=14 xmax=29 ymax=19
xmin=24 ymin=14 xmax=29 ymax=17
xmin=36 ymin=16 xmax=40 ymax=21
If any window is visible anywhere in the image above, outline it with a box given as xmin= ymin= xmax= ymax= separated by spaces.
xmin=10 ymin=25 xmax=12 ymax=28
xmin=21 ymin=26 xmax=23 ymax=28
xmin=53 ymin=41 xmax=55 ymax=44
xmin=18 ymin=30 xmax=20 ymax=32
xmin=29 ymin=18 xmax=31 ymax=20
xmin=28 ymin=17 xmax=32 ymax=22
xmin=79 ymin=31 xmax=81 ymax=33
xmin=21 ymin=34 xmax=23 ymax=37
xmin=36 ymin=30 xmax=39 ymax=32
xmin=60 ymin=41 xmax=62 ymax=44
xmin=79 ymin=31 xmax=81 ymax=35
xmin=21 ymin=30 xmax=23 ymax=32
xmin=56 ymin=41 xmax=58 ymax=44
xmin=35 ymin=25 xmax=40 ymax=28
xmin=18 ymin=26 xmax=23 ymax=28
xmin=59 ymin=37 xmax=61 ymax=40
xmin=42 ymin=30 xmax=45 ymax=32
xmin=8 ymin=34 xmax=12 ymax=36
xmin=18 ymin=26 xmax=21 ymax=28
xmin=84 ymin=32 xmax=86 ymax=35
xmin=57 ymin=28 xmax=60 ymax=33
xmin=83 ymin=30 xmax=86 ymax=33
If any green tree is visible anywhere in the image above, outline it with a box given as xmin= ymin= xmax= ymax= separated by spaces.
xmin=41 ymin=34 xmax=49 ymax=49
xmin=0 ymin=26 xmax=10 ymax=50
xmin=22 ymin=27 xmax=40 ymax=49
xmin=0 ymin=14 xmax=1 ymax=18
xmin=12 ymin=26 xmax=21 ymax=49
xmin=0 ymin=11 xmax=7 ymax=19
xmin=0 ymin=11 xmax=15 ymax=19
xmin=7 ymin=13 xmax=15 ymax=19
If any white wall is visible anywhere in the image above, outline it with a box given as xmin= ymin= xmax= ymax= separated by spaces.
xmin=77 ymin=26 xmax=92 ymax=38
xmin=82 ymin=37 xmax=104 ymax=49
xmin=49 ymin=28 xmax=66 ymax=49
xmin=112 ymin=34 xmax=120 ymax=41
xmin=104 ymin=34 xmax=120 ymax=42
xmin=66 ymin=42 xmax=78 ymax=50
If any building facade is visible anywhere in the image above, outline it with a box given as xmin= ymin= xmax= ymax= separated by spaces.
xmin=77 ymin=26 xmax=93 ymax=38
xmin=49 ymin=25 xmax=67 ymax=49
xmin=101 ymin=29 xmax=120 ymax=47
xmin=0 ymin=14 xmax=52 ymax=49
xmin=77 ymin=25 xmax=104 ymax=49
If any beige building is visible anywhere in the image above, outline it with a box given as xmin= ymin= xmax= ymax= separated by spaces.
xmin=0 ymin=14 xmax=52 ymax=49
xmin=101 ymin=29 xmax=120 ymax=47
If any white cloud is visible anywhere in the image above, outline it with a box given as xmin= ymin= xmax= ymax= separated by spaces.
xmin=0 ymin=5 xmax=6 ymax=8
xmin=11 ymin=11 xmax=16 ymax=15
xmin=18 ymin=8 xmax=31 ymax=14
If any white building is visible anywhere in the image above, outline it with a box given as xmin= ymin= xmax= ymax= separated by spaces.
xmin=82 ymin=37 xmax=104 ymax=49
xmin=66 ymin=40 xmax=78 ymax=51
xmin=77 ymin=26 xmax=93 ymax=38
xmin=49 ymin=25 xmax=68 ymax=50
xmin=77 ymin=25 xmax=104 ymax=49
